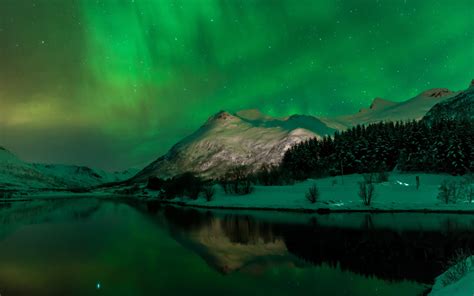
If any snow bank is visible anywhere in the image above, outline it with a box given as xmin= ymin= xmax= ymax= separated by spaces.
xmin=429 ymin=256 xmax=474 ymax=296
xmin=162 ymin=173 xmax=474 ymax=213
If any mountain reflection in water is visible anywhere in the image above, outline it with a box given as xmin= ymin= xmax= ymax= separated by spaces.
xmin=149 ymin=203 xmax=474 ymax=283
xmin=0 ymin=198 xmax=473 ymax=296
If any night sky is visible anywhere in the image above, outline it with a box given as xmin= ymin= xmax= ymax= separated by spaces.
xmin=1 ymin=0 xmax=473 ymax=170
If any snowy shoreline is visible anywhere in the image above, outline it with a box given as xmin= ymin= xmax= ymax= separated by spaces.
xmin=146 ymin=200 xmax=474 ymax=214
xmin=429 ymin=256 xmax=474 ymax=296
xmin=141 ymin=173 xmax=474 ymax=213
xmin=3 ymin=173 xmax=473 ymax=214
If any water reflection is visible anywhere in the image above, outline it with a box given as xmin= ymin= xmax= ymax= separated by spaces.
xmin=0 ymin=199 xmax=472 ymax=295
xmin=145 ymin=203 xmax=474 ymax=284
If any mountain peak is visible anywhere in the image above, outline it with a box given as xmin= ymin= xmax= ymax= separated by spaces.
xmin=420 ymin=88 xmax=454 ymax=98
xmin=210 ymin=110 xmax=233 ymax=120
xmin=205 ymin=111 xmax=239 ymax=126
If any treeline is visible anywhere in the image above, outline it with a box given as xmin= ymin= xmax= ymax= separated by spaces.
xmin=281 ymin=119 xmax=473 ymax=180
xmin=147 ymin=172 xmax=211 ymax=200
xmin=146 ymin=167 xmax=256 ymax=200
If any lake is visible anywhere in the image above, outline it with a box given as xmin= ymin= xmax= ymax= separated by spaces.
xmin=0 ymin=198 xmax=473 ymax=296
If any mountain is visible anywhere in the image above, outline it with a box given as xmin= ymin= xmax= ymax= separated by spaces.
xmin=133 ymin=110 xmax=336 ymax=180
xmin=134 ymin=84 xmax=462 ymax=180
xmin=0 ymin=147 xmax=66 ymax=190
xmin=0 ymin=147 xmax=137 ymax=191
xmin=31 ymin=164 xmax=139 ymax=188
xmin=321 ymin=88 xmax=458 ymax=129
xmin=423 ymin=81 xmax=474 ymax=124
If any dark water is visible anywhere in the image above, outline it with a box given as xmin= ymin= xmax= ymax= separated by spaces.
xmin=0 ymin=199 xmax=473 ymax=296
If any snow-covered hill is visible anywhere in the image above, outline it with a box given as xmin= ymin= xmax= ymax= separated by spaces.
xmin=133 ymin=110 xmax=336 ymax=180
xmin=0 ymin=147 xmax=137 ymax=190
xmin=423 ymin=81 xmax=474 ymax=124
xmin=0 ymin=147 xmax=68 ymax=190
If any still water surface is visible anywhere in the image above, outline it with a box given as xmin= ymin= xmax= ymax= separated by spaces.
xmin=1 ymin=198 xmax=473 ymax=296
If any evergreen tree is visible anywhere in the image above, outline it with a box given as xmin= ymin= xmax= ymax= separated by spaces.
xmin=281 ymin=119 xmax=473 ymax=179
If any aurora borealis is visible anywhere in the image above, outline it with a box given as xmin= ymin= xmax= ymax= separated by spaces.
xmin=1 ymin=0 xmax=473 ymax=170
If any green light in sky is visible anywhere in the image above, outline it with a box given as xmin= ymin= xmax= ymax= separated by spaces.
xmin=0 ymin=0 xmax=473 ymax=169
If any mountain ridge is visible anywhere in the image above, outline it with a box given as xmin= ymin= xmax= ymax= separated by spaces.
xmin=133 ymin=83 xmax=470 ymax=180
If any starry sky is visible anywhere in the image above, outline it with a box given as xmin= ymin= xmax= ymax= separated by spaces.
xmin=0 ymin=0 xmax=473 ymax=171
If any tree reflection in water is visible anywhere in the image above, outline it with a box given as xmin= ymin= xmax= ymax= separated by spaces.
xmin=148 ymin=203 xmax=474 ymax=284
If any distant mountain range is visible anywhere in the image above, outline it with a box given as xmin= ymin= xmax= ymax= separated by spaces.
xmin=134 ymin=83 xmax=469 ymax=180
xmin=0 ymin=147 xmax=138 ymax=191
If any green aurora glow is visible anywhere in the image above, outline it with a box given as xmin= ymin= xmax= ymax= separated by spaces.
xmin=0 ymin=0 xmax=473 ymax=170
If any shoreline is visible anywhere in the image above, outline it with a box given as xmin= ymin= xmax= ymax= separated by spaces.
xmin=3 ymin=194 xmax=474 ymax=214
xmin=2 ymin=172 xmax=473 ymax=215
xmin=145 ymin=198 xmax=474 ymax=214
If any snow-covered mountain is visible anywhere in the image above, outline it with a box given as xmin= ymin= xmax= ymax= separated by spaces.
xmin=321 ymin=88 xmax=458 ymax=129
xmin=423 ymin=81 xmax=474 ymax=124
xmin=134 ymin=85 xmax=462 ymax=180
xmin=133 ymin=110 xmax=336 ymax=180
xmin=0 ymin=147 xmax=138 ymax=190
xmin=31 ymin=164 xmax=139 ymax=188
xmin=0 ymin=147 xmax=67 ymax=190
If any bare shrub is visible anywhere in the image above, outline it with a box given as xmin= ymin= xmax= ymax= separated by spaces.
xmin=219 ymin=179 xmax=230 ymax=194
xmin=362 ymin=173 xmax=375 ymax=184
xmin=358 ymin=181 xmax=375 ymax=206
xmin=462 ymin=174 xmax=473 ymax=203
xmin=254 ymin=164 xmax=294 ymax=186
xmin=438 ymin=180 xmax=461 ymax=204
xmin=468 ymin=184 xmax=473 ymax=204
xmin=306 ymin=183 xmax=320 ymax=204
xmin=202 ymin=184 xmax=215 ymax=202
xmin=220 ymin=165 xmax=254 ymax=195
xmin=237 ymin=179 xmax=254 ymax=195
xmin=158 ymin=172 xmax=203 ymax=200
